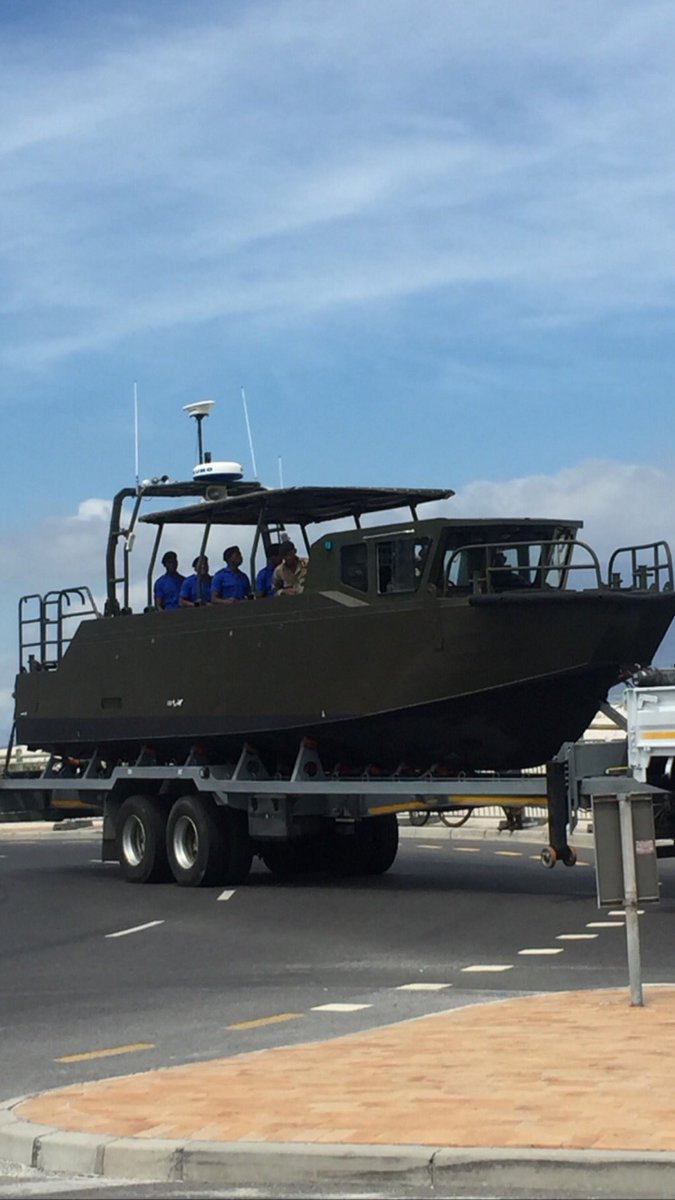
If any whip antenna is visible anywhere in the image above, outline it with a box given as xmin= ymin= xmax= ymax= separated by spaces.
xmin=134 ymin=382 xmax=140 ymax=493
xmin=241 ymin=387 xmax=258 ymax=479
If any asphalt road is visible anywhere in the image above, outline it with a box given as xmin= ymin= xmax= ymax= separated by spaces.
xmin=1 ymin=822 xmax=674 ymax=1198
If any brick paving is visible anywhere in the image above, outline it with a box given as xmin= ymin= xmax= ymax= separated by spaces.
xmin=17 ymin=986 xmax=675 ymax=1152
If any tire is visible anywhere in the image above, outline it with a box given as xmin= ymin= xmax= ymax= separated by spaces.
xmin=362 ymin=813 xmax=399 ymax=874
xmin=116 ymin=794 xmax=170 ymax=884
xmin=409 ymin=809 xmax=430 ymax=826
xmin=440 ymin=807 xmax=471 ymax=828
xmin=261 ymin=838 xmax=323 ymax=878
xmin=166 ymin=795 xmax=252 ymax=887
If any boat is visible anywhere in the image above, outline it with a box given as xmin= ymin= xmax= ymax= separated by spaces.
xmin=12 ymin=462 xmax=675 ymax=775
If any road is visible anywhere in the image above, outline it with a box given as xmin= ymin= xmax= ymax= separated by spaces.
xmin=1 ymin=821 xmax=674 ymax=1197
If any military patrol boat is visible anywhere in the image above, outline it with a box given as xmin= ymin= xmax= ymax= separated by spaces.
xmin=12 ymin=458 xmax=675 ymax=776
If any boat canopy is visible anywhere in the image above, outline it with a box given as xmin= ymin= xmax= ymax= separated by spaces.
xmin=139 ymin=485 xmax=455 ymax=528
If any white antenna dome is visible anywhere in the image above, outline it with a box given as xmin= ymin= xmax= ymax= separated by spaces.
xmin=183 ymin=400 xmax=215 ymax=419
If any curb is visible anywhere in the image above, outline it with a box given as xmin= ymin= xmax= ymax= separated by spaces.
xmin=2 ymin=1100 xmax=675 ymax=1191
xmin=399 ymin=822 xmax=595 ymax=849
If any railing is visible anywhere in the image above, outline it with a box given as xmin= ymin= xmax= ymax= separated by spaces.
xmin=443 ymin=539 xmax=602 ymax=596
xmin=19 ymin=587 xmax=100 ymax=673
xmin=607 ymin=541 xmax=673 ymax=592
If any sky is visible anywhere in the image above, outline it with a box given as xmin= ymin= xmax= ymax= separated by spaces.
xmin=2 ymin=0 xmax=675 ymax=741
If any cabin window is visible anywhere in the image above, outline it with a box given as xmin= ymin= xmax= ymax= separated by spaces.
xmin=340 ymin=543 xmax=368 ymax=592
xmin=376 ymin=539 xmax=430 ymax=594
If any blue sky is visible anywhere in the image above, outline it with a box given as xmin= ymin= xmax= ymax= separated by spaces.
xmin=2 ymin=0 xmax=675 ymax=738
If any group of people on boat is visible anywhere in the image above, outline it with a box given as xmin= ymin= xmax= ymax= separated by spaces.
xmin=153 ymin=541 xmax=308 ymax=610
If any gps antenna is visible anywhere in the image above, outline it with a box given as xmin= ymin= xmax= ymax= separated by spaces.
xmin=241 ymin=387 xmax=258 ymax=479
xmin=183 ymin=400 xmax=215 ymax=464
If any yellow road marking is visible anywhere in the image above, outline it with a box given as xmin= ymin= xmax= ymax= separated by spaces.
xmin=227 ymin=1012 xmax=303 ymax=1030
xmin=55 ymin=1042 xmax=154 ymax=1063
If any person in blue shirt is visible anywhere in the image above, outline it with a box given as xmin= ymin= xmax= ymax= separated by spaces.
xmin=255 ymin=545 xmax=283 ymax=597
xmin=179 ymin=556 xmax=212 ymax=607
xmin=154 ymin=551 xmax=184 ymax=610
xmin=211 ymin=545 xmax=251 ymax=604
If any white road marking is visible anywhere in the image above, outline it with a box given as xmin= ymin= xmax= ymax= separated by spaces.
xmin=453 ymin=846 xmax=480 ymax=853
xmin=311 ymin=1002 xmax=372 ymax=1012
xmin=89 ymin=858 xmax=117 ymax=864
xmin=586 ymin=921 xmax=624 ymax=929
xmin=494 ymin=850 xmax=522 ymax=857
xmin=396 ymin=982 xmax=452 ymax=991
xmin=218 ymin=889 xmax=236 ymax=901
xmin=609 ymin=908 xmax=644 ymax=916
xmin=419 ymin=844 xmax=443 ymax=851
xmin=461 ymin=964 xmax=513 ymax=973
xmin=557 ymin=933 xmax=598 ymax=940
xmin=517 ymin=948 xmax=564 ymax=956
xmin=105 ymin=919 xmax=165 ymax=939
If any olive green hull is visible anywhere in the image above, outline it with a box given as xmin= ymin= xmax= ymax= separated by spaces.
xmin=15 ymin=590 xmax=675 ymax=772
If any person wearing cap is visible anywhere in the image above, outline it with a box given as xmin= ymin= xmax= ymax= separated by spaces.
xmin=211 ymin=545 xmax=252 ymax=604
xmin=179 ymin=555 xmax=212 ymax=606
xmin=255 ymin=545 xmax=283 ymax=597
xmin=272 ymin=541 xmax=309 ymax=596
xmin=153 ymin=551 xmax=184 ymax=610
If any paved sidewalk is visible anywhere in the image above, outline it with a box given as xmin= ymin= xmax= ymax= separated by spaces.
xmin=2 ymin=986 xmax=675 ymax=1194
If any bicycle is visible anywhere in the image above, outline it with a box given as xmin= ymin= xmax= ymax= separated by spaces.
xmin=408 ymin=806 xmax=472 ymax=828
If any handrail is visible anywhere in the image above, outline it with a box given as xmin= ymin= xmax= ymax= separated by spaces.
xmin=19 ymin=587 xmax=100 ymax=672
xmin=607 ymin=541 xmax=673 ymax=591
xmin=443 ymin=539 xmax=602 ymax=596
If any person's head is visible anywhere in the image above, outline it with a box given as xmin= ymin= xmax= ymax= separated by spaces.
xmin=161 ymin=551 xmax=179 ymax=574
xmin=281 ymin=541 xmax=297 ymax=563
xmin=223 ymin=545 xmax=243 ymax=568
xmin=192 ymin=555 xmax=209 ymax=574
xmin=267 ymin=544 xmax=283 ymax=566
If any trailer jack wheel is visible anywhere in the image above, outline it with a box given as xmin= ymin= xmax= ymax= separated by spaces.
xmin=540 ymin=846 xmax=558 ymax=869
xmin=561 ymin=845 xmax=577 ymax=867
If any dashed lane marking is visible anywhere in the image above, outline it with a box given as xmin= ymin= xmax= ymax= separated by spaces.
xmin=557 ymin=933 xmax=598 ymax=941
xmin=586 ymin=921 xmax=624 ymax=929
xmin=228 ymin=1013 xmax=303 ymax=1030
xmin=418 ymin=844 xmax=443 ymax=851
xmin=55 ymin=1042 xmax=154 ymax=1063
xmin=609 ymin=909 xmax=644 ymax=916
xmin=517 ymin=948 xmax=564 ymax=956
xmin=217 ymin=889 xmax=236 ymax=901
xmin=105 ymin=919 xmax=165 ymax=939
xmin=461 ymin=965 xmax=514 ymax=974
xmin=453 ymin=846 xmax=481 ymax=853
xmin=311 ymin=1003 xmax=373 ymax=1012
xmin=395 ymin=983 xmax=452 ymax=991
xmin=494 ymin=850 xmax=522 ymax=857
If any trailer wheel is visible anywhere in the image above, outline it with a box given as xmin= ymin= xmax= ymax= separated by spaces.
xmin=261 ymin=839 xmax=321 ymax=878
xmin=117 ymin=795 xmax=170 ymax=884
xmin=166 ymin=795 xmax=252 ymax=887
xmin=361 ymin=814 xmax=399 ymax=874
xmin=327 ymin=814 xmax=399 ymax=877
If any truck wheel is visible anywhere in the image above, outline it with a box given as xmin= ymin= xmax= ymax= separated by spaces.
xmin=117 ymin=795 xmax=170 ymax=884
xmin=166 ymin=795 xmax=252 ymax=887
xmin=361 ymin=814 xmax=399 ymax=874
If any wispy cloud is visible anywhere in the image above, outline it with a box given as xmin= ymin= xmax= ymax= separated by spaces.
xmin=3 ymin=0 xmax=675 ymax=371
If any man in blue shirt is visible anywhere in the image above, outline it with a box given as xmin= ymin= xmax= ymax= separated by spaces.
xmin=212 ymin=546 xmax=251 ymax=604
xmin=179 ymin=556 xmax=212 ymax=606
xmin=255 ymin=545 xmax=283 ymax=597
xmin=154 ymin=551 xmax=184 ymax=610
